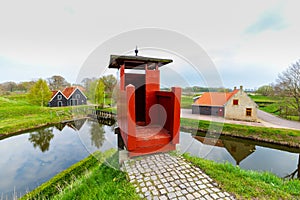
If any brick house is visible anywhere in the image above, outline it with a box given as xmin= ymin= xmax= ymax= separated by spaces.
xmin=192 ymin=86 xmax=258 ymax=121
xmin=49 ymin=86 xmax=87 ymax=107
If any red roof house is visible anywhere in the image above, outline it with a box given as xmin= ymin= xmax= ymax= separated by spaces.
xmin=49 ymin=86 xmax=87 ymax=107
xmin=192 ymin=86 xmax=258 ymax=121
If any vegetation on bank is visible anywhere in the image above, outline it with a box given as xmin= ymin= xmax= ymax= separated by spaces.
xmin=21 ymin=149 xmax=139 ymax=200
xmin=0 ymin=94 xmax=83 ymax=135
xmin=181 ymin=95 xmax=194 ymax=109
xmin=249 ymin=94 xmax=281 ymax=113
xmin=180 ymin=118 xmax=300 ymax=147
xmin=183 ymin=153 xmax=300 ymax=199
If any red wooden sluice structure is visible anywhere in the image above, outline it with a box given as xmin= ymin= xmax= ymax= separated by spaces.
xmin=108 ymin=54 xmax=181 ymax=157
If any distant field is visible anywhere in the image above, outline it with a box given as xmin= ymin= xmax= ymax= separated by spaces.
xmin=249 ymin=94 xmax=299 ymax=121
xmin=0 ymin=94 xmax=79 ymax=134
xmin=181 ymin=95 xmax=194 ymax=109
xmin=248 ymin=94 xmax=279 ymax=113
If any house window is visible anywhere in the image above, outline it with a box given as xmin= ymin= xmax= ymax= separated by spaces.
xmin=246 ymin=108 xmax=252 ymax=116
xmin=58 ymin=95 xmax=62 ymax=100
xmin=76 ymin=94 xmax=80 ymax=99
xmin=233 ymin=99 xmax=239 ymax=105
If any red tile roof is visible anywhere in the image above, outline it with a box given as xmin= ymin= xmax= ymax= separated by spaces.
xmin=51 ymin=90 xmax=58 ymax=98
xmin=194 ymin=89 xmax=239 ymax=106
xmin=50 ymin=86 xmax=86 ymax=101
xmin=62 ymin=87 xmax=77 ymax=98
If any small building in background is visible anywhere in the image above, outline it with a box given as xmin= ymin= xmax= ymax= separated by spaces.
xmin=49 ymin=86 xmax=87 ymax=107
xmin=192 ymin=86 xmax=258 ymax=121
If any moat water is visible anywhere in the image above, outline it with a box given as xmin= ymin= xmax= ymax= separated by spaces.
xmin=0 ymin=119 xmax=299 ymax=198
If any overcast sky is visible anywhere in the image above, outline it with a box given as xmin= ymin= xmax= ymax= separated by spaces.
xmin=1 ymin=0 xmax=300 ymax=89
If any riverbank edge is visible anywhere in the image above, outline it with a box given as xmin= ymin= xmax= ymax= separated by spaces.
xmin=182 ymin=152 xmax=300 ymax=199
xmin=20 ymin=150 xmax=113 ymax=199
xmin=180 ymin=118 xmax=300 ymax=148
xmin=20 ymin=148 xmax=300 ymax=200
xmin=181 ymin=126 xmax=300 ymax=148
xmin=2 ymin=116 xmax=300 ymax=149
xmin=21 ymin=149 xmax=140 ymax=200
xmin=0 ymin=117 xmax=89 ymax=140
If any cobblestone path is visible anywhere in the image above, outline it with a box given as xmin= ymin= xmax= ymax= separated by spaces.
xmin=122 ymin=153 xmax=236 ymax=200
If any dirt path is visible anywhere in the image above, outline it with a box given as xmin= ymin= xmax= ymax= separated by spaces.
xmin=181 ymin=109 xmax=300 ymax=130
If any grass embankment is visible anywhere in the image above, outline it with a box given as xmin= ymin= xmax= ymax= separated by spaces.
xmin=180 ymin=118 xmax=300 ymax=147
xmin=21 ymin=149 xmax=139 ymax=200
xmin=250 ymin=94 xmax=300 ymax=121
xmin=0 ymin=94 xmax=87 ymax=135
xmin=249 ymin=95 xmax=279 ymax=113
xmin=181 ymin=95 xmax=194 ymax=109
xmin=183 ymin=153 xmax=300 ymax=199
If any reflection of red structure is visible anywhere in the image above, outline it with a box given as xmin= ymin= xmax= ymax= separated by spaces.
xmin=108 ymin=55 xmax=181 ymax=157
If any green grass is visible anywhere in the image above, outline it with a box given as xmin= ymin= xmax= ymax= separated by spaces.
xmin=249 ymin=95 xmax=280 ymax=113
xmin=249 ymin=95 xmax=300 ymax=120
xmin=183 ymin=153 xmax=300 ymax=199
xmin=181 ymin=95 xmax=194 ymax=109
xmin=0 ymin=94 xmax=90 ymax=135
xmin=248 ymin=94 xmax=278 ymax=103
xmin=21 ymin=149 xmax=139 ymax=200
xmin=52 ymin=152 xmax=139 ymax=200
xmin=180 ymin=118 xmax=300 ymax=147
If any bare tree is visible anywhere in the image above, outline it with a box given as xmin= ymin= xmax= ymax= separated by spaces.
xmin=1 ymin=81 xmax=17 ymax=92
xmin=256 ymin=85 xmax=274 ymax=96
xmin=276 ymin=60 xmax=300 ymax=120
xmin=100 ymin=75 xmax=117 ymax=98
xmin=47 ymin=75 xmax=70 ymax=90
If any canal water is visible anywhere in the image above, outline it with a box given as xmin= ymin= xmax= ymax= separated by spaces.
xmin=0 ymin=119 xmax=299 ymax=198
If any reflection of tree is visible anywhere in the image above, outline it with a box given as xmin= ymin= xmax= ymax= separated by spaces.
xmin=28 ymin=128 xmax=54 ymax=152
xmin=90 ymin=122 xmax=105 ymax=148
xmin=285 ymin=154 xmax=300 ymax=179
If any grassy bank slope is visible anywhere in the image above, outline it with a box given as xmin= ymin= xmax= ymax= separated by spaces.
xmin=180 ymin=118 xmax=300 ymax=147
xmin=184 ymin=153 xmax=300 ymax=199
xmin=21 ymin=149 xmax=139 ymax=200
xmin=0 ymin=95 xmax=75 ymax=134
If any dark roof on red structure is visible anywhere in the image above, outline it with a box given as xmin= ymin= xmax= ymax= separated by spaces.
xmin=108 ymin=55 xmax=173 ymax=70
xmin=194 ymin=89 xmax=239 ymax=106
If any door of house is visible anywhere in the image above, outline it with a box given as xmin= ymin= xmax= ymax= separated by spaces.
xmin=219 ymin=108 xmax=224 ymax=117
xmin=57 ymin=101 xmax=62 ymax=107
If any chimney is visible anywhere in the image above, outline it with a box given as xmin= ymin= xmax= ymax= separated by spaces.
xmin=234 ymin=86 xmax=237 ymax=90
xmin=240 ymin=85 xmax=243 ymax=93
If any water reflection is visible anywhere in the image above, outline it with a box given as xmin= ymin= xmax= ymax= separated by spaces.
xmin=285 ymin=154 xmax=300 ymax=179
xmin=194 ymin=136 xmax=256 ymax=165
xmin=0 ymin=119 xmax=117 ymax=199
xmin=90 ymin=122 xmax=105 ymax=148
xmin=28 ymin=128 xmax=54 ymax=152
xmin=180 ymin=132 xmax=300 ymax=179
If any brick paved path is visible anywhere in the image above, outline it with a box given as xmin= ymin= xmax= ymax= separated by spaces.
xmin=122 ymin=153 xmax=235 ymax=200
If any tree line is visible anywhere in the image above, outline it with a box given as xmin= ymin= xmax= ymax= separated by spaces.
xmin=0 ymin=75 xmax=117 ymax=108
xmin=0 ymin=75 xmax=71 ymax=94
xmin=256 ymin=60 xmax=300 ymax=120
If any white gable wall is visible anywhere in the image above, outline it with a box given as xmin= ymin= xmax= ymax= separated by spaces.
xmin=224 ymin=90 xmax=258 ymax=122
